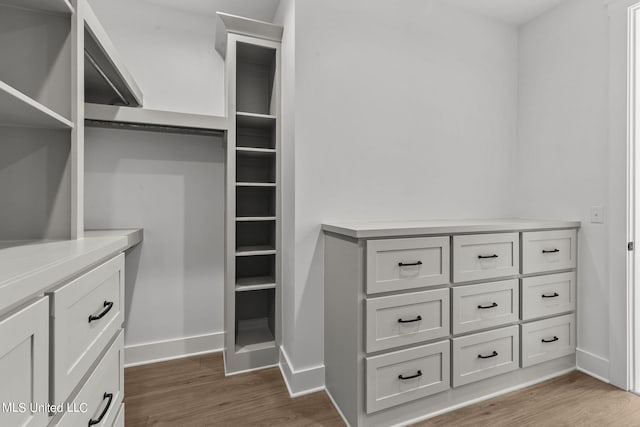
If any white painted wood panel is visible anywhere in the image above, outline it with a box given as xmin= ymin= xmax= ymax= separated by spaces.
xmin=366 ymin=237 xmax=450 ymax=295
xmin=53 ymin=330 xmax=124 ymax=427
xmin=521 ymin=314 xmax=576 ymax=368
xmin=453 ymin=233 xmax=519 ymax=283
xmin=365 ymin=341 xmax=450 ymax=413
xmin=0 ymin=297 xmax=48 ymax=427
xmin=521 ymin=272 xmax=576 ymax=320
xmin=366 ymin=288 xmax=450 ymax=353
xmin=50 ymin=254 xmax=124 ymax=404
xmin=452 ymin=325 xmax=519 ymax=387
xmin=522 ymin=229 xmax=577 ymax=274
xmin=452 ymin=279 xmax=519 ymax=334
xmin=113 ymin=403 xmax=125 ymax=427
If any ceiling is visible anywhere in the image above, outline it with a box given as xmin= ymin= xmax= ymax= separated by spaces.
xmin=445 ymin=0 xmax=569 ymax=26
xmin=141 ymin=0 xmax=280 ymax=21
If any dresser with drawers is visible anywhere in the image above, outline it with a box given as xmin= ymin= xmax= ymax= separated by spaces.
xmin=0 ymin=230 xmax=141 ymax=427
xmin=323 ymin=219 xmax=579 ymax=427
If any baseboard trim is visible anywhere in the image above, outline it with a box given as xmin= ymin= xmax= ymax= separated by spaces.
xmin=393 ymin=367 xmax=576 ymax=427
xmin=279 ymin=347 xmax=325 ymax=397
xmin=576 ymin=348 xmax=610 ymax=383
xmin=124 ymin=332 xmax=224 ymax=367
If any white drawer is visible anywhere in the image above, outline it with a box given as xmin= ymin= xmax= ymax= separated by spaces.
xmin=452 ymin=233 xmax=519 ymax=283
xmin=112 ymin=403 xmax=124 ymax=427
xmin=50 ymin=254 xmax=124 ymax=404
xmin=54 ymin=330 xmax=124 ymax=427
xmin=452 ymin=325 xmax=519 ymax=387
xmin=365 ymin=340 xmax=450 ymax=413
xmin=366 ymin=237 xmax=450 ymax=295
xmin=452 ymin=280 xmax=519 ymax=335
xmin=0 ymin=297 xmax=49 ymax=427
xmin=366 ymin=288 xmax=450 ymax=353
xmin=521 ymin=314 xmax=576 ymax=368
xmin=522 ymin=229 xmax=577 ymax=274
xmin=521 ymin=272 xmax=576 ymax=320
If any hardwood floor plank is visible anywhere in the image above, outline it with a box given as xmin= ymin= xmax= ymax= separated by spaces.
xmin=126 ymin=354 xmax=640 ymax=427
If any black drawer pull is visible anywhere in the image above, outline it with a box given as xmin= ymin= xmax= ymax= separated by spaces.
xmin=478 ymin=254 xmax=498 ymax=259
xmin=477 ymin=351 xmax=498 ymax=359
xmin=88 ymin=392 xmax=113 ymax=426
xmin=477 ymin=302 xmax=498 ymax=309
xmin=398 ymin=315 xmax=422 ymax=324
xmin=88 ymin=301 xmax=114 ymax=323
xmin=542 ymin=336 xmax=559 ymax=343
xmin=542 ymin=249 xmax=560 ymax=254
xmin=398 ymin=370 xmax=422 ymax=381
xmin=398 ymin=261 xmax=422 ymax=267
xmin=542 ymin=292 xmax=560 ymax=298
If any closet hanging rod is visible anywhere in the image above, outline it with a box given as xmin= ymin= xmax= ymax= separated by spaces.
xmin=85 ymin=51 xmax=129 ymax=107
xmin=85 ymin=119 xmax=225 ymax=137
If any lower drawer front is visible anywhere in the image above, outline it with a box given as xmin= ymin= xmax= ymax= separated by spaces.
xmin=54 ymin=330 xmax=124 ymax=427
xmin=521 ymin=314 xmax=576 ymax=368
xmin=365 ymin=288 xmax=450 ymax=353
xmin=452 ymin=326 xmax=519 ymax=387
xmin=452 ymin=279 xmax=519 ymax=335
xmin=51 ymin=254 xmax=124 ymax=404
xmin=521 ymin=272 xmax=576 ymax=320
xmin=366 ymin=341 xmax=450 ymax=413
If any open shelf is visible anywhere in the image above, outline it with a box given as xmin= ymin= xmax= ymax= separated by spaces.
xmin=236 ymin=147 xmax=276 ymax=155
xmin=236 ymin=247 xmax=276 ymax=257
xmin=84 ymin=2 xmax=143 ymax=107
xmin=236 ymin=186 xmax=275 ymax=218
xmin=235 ymin=288 xmax=276 ymax=353
xmin=0 ymin=81 xmax=73 ymax=129
xmin=237 ymin=150 xmax=276 ymax=183
xmin=0 ymin=0 xmax=73 ymax=14
xmin=236 ymin=112 xmax=276 ymax=129
xmin=236 ymin=217 xmax=276 ymax=222
xmin=236 ymin=42 xmax=276 ymax=116
xmin=235 ymin=318 xmax=275 ymax=353
xmin=235 ymin=276 xmax=276 ymax=292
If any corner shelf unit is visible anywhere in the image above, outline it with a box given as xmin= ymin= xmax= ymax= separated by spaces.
xmin=217 ymin=12 xmax=283 ymax=374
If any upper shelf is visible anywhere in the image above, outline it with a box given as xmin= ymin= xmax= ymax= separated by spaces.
xmin=0 ymin=80 xmax=74 ymax=129
xmin=215 ymin=12 xmax=283 ymax=58
xmin=84 ymin=2 xmax=143 ymax=107
xmin=0 ymin=0 xmax=73 ymax=14
xmin=85 ymin=103 xmax=227 ymax=135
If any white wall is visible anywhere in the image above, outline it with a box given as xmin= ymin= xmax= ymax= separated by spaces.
xmin=516 ymin=0 xmax=611 ymax=379
xmin=290 ymin=0 xmax=520 ymax=369
xmin=85 ymin=127 xmax=225 ymax=348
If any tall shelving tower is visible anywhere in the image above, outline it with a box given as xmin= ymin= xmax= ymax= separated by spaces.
xmin=216 ymin=13 xmax=283 ymax=374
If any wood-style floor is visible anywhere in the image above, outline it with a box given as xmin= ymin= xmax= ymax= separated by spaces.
xmin=125 ymin=353 xmax=640 ymax=426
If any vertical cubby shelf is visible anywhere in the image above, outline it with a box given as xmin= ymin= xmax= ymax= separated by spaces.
xmin=218 ymin=12 xmax=282 ymax=374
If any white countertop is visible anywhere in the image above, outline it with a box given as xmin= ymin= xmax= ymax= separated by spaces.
xmin=321 ymin=218 xmax=581 ymax=239
xmin=0 ymin=228 xmax=143 ymax=315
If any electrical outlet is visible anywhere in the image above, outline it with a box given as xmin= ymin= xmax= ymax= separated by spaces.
xmin=591 ymin=206 xmax=604 ymax=224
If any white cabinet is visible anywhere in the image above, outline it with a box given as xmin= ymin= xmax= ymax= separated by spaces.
xmin=366 ymin=237 xmax=450 ymax=294
xmin=453 ymin=233 xmax=519 ymax=283
xmin=0 ymin=297 xmax=49 ymax=427
xmin=323 ymin=219 xmax=579 ymax=426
